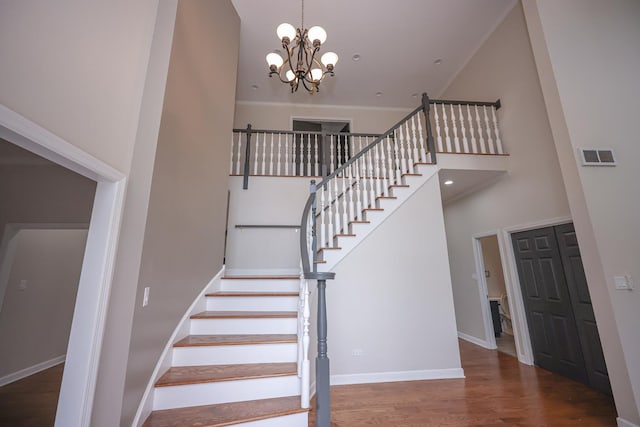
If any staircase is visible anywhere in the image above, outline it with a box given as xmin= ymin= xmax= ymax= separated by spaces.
xmin=142 ymin=276 xmax=310 ymax=427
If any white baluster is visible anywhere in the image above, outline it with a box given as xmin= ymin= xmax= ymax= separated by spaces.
xmin=434 ymin=103 xmax=443 ymax=152
xmin=450 ymin=104 xmax=460 ymax=153
xmin=386 ymin=135 xmax=394 ymax=184
xmin=380 ymin=142 xmax=388 ymax=197
xmin=253 ymin=133 xmax=259 ymax=174
xmin=284 ymin=133 xmax=290 ymax=176
xmin=314 ymin=134 xmax=319 ymax=176
xmin=337 ymin=136 xmax=343 ymax=169
xmin=483 ymin=106 xmax=495 ymax=154
xmin=492 ymin=107 xmax=503 ymax=154
xmin=299 ymin=133 xmax=304 ymax=176
xmin=374 ymin=144 xmax=382 ymax=197
xmin=416 ymin=114 xmax=427 ymax=163
xmin=306 ymin=134 xmax=312 ymax=176
xmin=346 ymin=165 xmax=355 ymax=224
xmin=261 ymin=132 xmax=267 ymax=175
xmin=277 ymin=133 xmax=282 ymax=175
xmin=360 ymin=153 xmax=369 ymax=209
xmin=300 ymin=278 xmax=310 ymax=408
xmin=411 ymin=115 xmax=422 ymax=164
xmin=393 ymin=130 xmax=402 ymax=184
xmin=367 ymin=151 xmax=375 ymax=208
xmin=353 ymin=160 xmax=362 ymax=220
xmin=269 ymin=133 xmax=274 ymax=175
xmin=442 ymin=104 xmax=452 ymax=152
xmin=325 ymin=183 xmax=332 ymax=248
xmin=319 ymin=187 xmax=326 ymax=249
xmin=476 ymin=105 xmax=486 ymax=154
xmin=341 ymin=172 xmax=348 ymax=233
xmin=398 ymin=124 xmax=408 ymax=174
xmin=236 ymin=132 xmax=242 ymax=174
xmin=333 ymin=177 xmax=340 ymax=236
xmin=329 ymin=135 xmax=335 ymax=174
xmin=459 ymin=105 xmax=469 ymax=153
xmin=468 ymin=105 xmax=477 ymax=153
xmin=404 ymin=121 xmax=415 ymax=173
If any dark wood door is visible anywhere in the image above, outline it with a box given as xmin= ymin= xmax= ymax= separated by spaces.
xmin=555 ymin=223 xmax=611 ymax=394
xmin=512 ymin=226 xmax=588 ymax=384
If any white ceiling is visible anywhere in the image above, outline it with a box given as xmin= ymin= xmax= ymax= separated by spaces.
xmin=439 ymin=169 xmax=507 ymax=204
xmin=231 ymin=0 xmax=516 ymax=109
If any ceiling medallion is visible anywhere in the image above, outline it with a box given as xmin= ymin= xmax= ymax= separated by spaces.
xmin=265 ymin=0 xmax=338 ymax=94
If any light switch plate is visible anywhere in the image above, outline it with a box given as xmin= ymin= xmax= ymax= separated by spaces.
xmin=143 ymin=287 xmax=150 ymax=306
xmin=614 ymin=275 xmax=633 ymax=291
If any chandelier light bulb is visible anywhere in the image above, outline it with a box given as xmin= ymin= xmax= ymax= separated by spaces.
xmin=276 ymin=23 xmax=296 ymax=42
xmin=285 ymin=69 xmax=296 ymax=82
xmin=308 ymin=26 xmax=327 ymax=45
xmin=266 ymin=52 xmax=284 ymax=69
xmin=310 ymin=68 xmax=323 ymax=81
xmin=321 ymin=52 xmax=339 ymax=67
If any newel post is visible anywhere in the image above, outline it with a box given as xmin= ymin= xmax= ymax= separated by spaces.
xmin=242 ymin=124 xmax=252 ymax=189
xmin=316 ymin=277 xmax=330 ymax=427
xmin=421 ymin=93 xmax=437 ymax=164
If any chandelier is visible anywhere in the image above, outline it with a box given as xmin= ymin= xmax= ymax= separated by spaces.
xmin=265 ymin=0 xmax=338 ymax=94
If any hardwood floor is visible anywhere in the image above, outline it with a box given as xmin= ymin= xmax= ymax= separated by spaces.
xmin=308 ymin=340 xmax=617 ymax=426
xmin=0 ymin=363 xmax=63 ymax=427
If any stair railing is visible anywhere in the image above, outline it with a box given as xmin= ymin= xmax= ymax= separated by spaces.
xmin=298 ymin=93 xmax=436 ymax=427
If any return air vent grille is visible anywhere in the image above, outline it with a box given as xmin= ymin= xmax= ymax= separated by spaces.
xmin=579 ymin=148 xmax=616 ymax=166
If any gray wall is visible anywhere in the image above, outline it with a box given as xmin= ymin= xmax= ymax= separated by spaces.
xmin=120 ymin=1 xmax=240 ymax=424
xmin=0 ymin=229 xmax=87 ymax=379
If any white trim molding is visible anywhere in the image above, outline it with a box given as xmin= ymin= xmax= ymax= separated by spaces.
xmin=458 ymin=331 xmax=496 ymax=350
xmin=618 ymin=418 xmax=640 ymax=427
xmin=330 ymin=368 xmax=465 ymax=386
xmin=0 ymin=355 xmax=66 ymax=387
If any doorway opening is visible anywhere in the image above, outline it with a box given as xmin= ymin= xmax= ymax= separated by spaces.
xmin=0 ymin=106 xmax=126 ymax=426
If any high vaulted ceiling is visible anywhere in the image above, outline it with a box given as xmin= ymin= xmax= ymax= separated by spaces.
xmin=231 ymin=0 xmax=516 ymax=109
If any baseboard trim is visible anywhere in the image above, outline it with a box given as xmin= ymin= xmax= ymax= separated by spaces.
xmin=132 ymin=267 xmax=225 ymax=427
xmin=224 ymin=268 xmax=301 ymax=277
xmin=458 ymin=331 xmax=496 ymax=349
xmin=0 ymin=354 xmax=65 ymax=387
xmin=330 ymin=368 xmax=464 ymax=386
xmin=618 ymin=417 xmax=640 ymax=427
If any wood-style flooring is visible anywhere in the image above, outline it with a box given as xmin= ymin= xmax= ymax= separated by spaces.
xmin=309 ymin=340 xmax=617 ymax=426
xmin=0 ymin=363 xmax=63 ymax=427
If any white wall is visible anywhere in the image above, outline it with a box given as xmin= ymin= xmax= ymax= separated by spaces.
xmin=523 ymin=0 xmax=640 ymax=423
xmin=325 ymin=176 xmax=462 ymax=381
xmin=440 ymin=2 xmax=570 ymax=350
xmin=225 ymin=177 xmax=310 ymax=274
xmin=0 ymin=229 xmax=87 ymax=379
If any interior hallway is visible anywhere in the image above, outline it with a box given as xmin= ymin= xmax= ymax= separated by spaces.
xmin=309 ymin=340 xmax=616 ymax=426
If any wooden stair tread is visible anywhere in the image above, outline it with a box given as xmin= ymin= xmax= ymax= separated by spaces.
xmin=376 ymin=195 xmax=397 ymax=200
xmin=317 ymin=247 xmax=342 ymax=253
xmin=389 ymin=184 xmax=410 ymax=188
xmin=192 ymin=311 xmax=296 ymax=319
xmin=335 ymin=233 xmax=356 ymax=237
xmin=156 ymin=363 xmax=297 ymax=387
xmin=363 ymin=207 xmax=383 ymax=211
xmin=174 ymin=334 xmax=297 ymax=347
xmin=206 ymin=292 xmax=298 ymax=297
xmin=222 ymin=276 xmax=299 ymax=280
xmin=349 ymin=220 xmax=370 ymax=224
xmin=402 ymin=173 xmax=422 ymax=177
xmin=143 ymin=395 xmax=306 ymax=427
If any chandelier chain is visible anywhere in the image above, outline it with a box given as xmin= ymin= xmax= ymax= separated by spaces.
xmin=301 ymin=0 xmax=304 ymax=31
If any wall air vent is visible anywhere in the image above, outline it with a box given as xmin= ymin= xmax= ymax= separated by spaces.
xmin=579 ymin=148 xmax=617 ymax=166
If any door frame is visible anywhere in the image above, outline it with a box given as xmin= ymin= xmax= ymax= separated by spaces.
xmin=471 ymin=231 xmax=500 ymax=350
xmin=0 ymin=105 xmax=126 ymax=426
xmin=499 ymin=216 xmax=573 ymax=366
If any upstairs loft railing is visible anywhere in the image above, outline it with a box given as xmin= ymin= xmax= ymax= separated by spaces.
xmin=230 ymin=97 xmax=503 ymax=189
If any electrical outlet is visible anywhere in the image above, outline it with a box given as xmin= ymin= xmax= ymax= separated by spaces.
xmin=143 ymin=287 xmax=150 ymax=307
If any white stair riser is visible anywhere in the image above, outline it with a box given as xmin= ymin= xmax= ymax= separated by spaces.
xmin=206 ymin=296 xmax=298 ymax=311
xmin=233 ymin=412 xmax=308 ymax=427
xmin=190 ymin=318 xmax=297 ymax=335
xmin=153 ymin=375 xmax=300 ymax=410
xmin=221 ymin=279 xmax=300 ymax=293
xmin=172 ymin=343 xmax=297 ymax=366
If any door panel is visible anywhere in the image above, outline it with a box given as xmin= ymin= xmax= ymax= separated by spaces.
xmin=555 ymin=223 xmax=611 ymax=395
xmin=512 ymin=227 xmax=588 ymax=384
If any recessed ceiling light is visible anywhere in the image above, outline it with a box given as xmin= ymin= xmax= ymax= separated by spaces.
xmin=444 ymin=180 xmax=454 ymax=185
xmin=411 ymin=93 xmax=419 ymax=98
xmin=434 ymin=58 xmax=443 ymax=65
xmin=251 ymin=84 xmax=259 ymax=90
xmin=375 ymin=91 xmax=383 ymax=97
xmin=352 ymin=54 xmax=361 ymax=61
